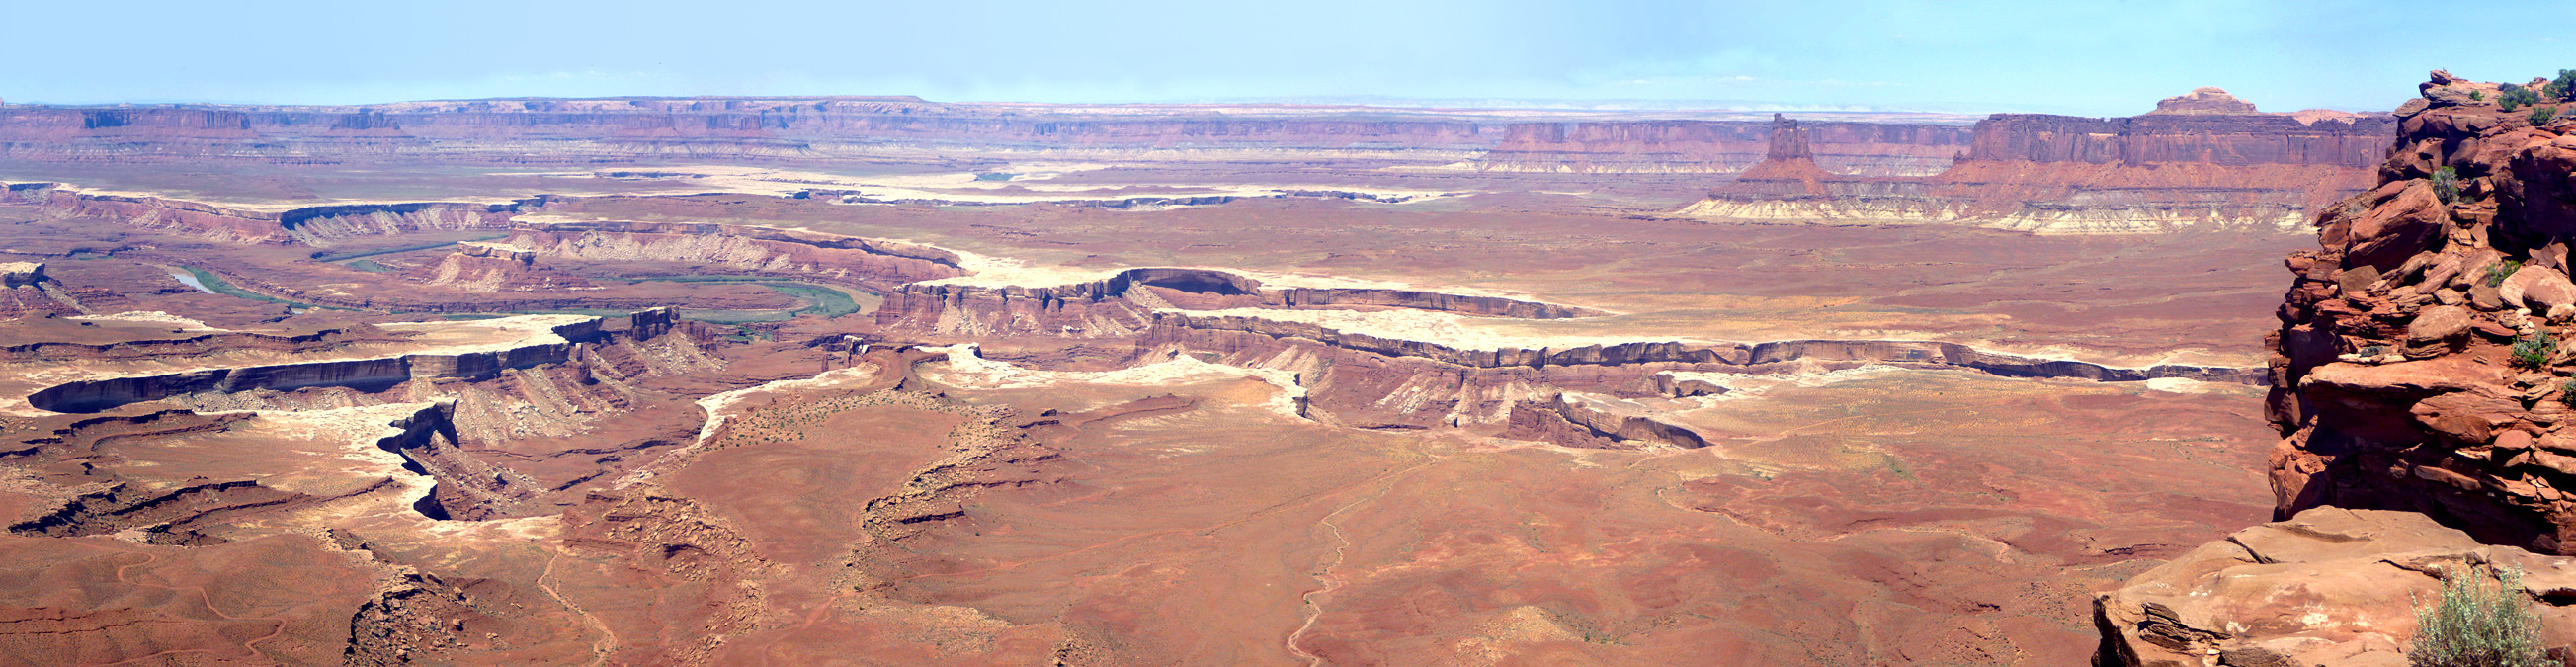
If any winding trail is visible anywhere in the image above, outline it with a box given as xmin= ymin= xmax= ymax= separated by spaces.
xmin=536 ymin=549 xmax=619 ymax=667
xmin=1285 ymin=457 xmax=1446 ymax=665
xmin=67 ymin=542 xmax=289 ymax=666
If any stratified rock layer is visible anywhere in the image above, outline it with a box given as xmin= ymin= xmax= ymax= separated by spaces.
xmin=1682 ymin=89 xmax=2396 ymax=232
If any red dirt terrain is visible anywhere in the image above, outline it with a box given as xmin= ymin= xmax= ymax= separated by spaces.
xmin=0 ymin=91 xmax=2386 ymax=665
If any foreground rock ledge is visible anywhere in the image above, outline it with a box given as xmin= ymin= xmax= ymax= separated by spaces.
xmin=2094 ymin=507 xmax=2576 ymax=666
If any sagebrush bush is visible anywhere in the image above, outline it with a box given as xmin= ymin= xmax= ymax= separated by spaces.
xmin=2533 ymin=106 xmax=2560 ymax=126
xmin=2411 ymin=564 xmax=2548 ymax=667
xmin=2434 ymin=166 xmax=2464 ymax=204
xmin=2512 ymin=330 xmax=2557 ymax=371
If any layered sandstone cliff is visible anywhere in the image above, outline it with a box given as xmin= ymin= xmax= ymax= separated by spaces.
xmin=2095 ymin=71 xmax=2576 ymax=664
xmin=1468 ymin=118 xmax=1973 ymax=175
xmin=1683 ymin=90 xmax=2396 ymax=233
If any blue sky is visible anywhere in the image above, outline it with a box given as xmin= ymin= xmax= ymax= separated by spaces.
xmin=3 ymin=0 xmax=2567 ymax=115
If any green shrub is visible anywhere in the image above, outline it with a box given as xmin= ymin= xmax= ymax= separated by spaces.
xmin=2410 ymin=564 xmax=2548 ymax=667
xmin=2501 ymin=85 xmax=2540 ymax=112
xmin=2488 ymin=259 xmax=2524 ymax=287
xmin=2549 ymin=69 xmax=2576 ymax=102
xmin=2472 ymin=90 xmax=2487 ymax=102
xmin=2511 ymin=330 xmax=2557 ymax=370
xmin=2433 ymin=166 xmax=2463 ymax=204
xmin=2533 ymin=106 xmax=2560 ymax=126
xmin=2560 ymin=379 xmax=2576 ymax=409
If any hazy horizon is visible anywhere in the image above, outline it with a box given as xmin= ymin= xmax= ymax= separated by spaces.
xmin=4 ymin=0 xmax=2568 ymax=116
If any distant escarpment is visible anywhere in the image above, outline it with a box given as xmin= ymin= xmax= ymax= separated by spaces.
xmin=0 ymin=99 xmax=1493 ymax=163
xmin=1468 ymin=119 xmax=1973 ymax=175
xmin=2095 ymin=71 xmax=2576 ymax=663
xmin=0 ymin=98 xmax=1980 ymax=174
xmin=1683 ymin=89 xmax=2397 ymax=233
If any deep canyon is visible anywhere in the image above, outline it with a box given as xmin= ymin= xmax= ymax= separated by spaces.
xmin=0 ymin=75 xmax=2548 ymax=666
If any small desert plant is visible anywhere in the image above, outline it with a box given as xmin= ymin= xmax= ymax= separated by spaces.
xmin=2488 ymin=259 xmax=2524 ymax=287
xmin=2432 ymin=166 xmax=2464 ymax=204
xmin=2501 ymin=85 xmax=2541 ymax=112
xmin=2512 ymin=330 xmax=2558 ymax=370
xmin=2533 ymin=106 xmax=2560 ymax=126
xmin=2549 ymin=69 xmax=2576 ymax=102
xmin=2473 ymin=90 xmax=2488 ymax=102
xmin=2410 ymin=564 xmax=2548 ymax=667
xmin=2358 ymin=344 xmax=2387 ymax=358
xmin=2560 ymin=379 xmax=2576 ymax=409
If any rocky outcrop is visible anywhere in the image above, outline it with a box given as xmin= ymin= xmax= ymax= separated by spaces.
xmin=0 ymin=262 xmax=43 ymax=289
xmin=1503 ymin=392 xmax=1716 ymax=450
xmin=407 ymin=243 xmax=594 ymax=293
xmin=2094 ymin=507 xmax=2576 ymax=667
xmin=2148 ymin=87 xmax=2262 ymax=115
xmin=2096 ymin=70 xmax=2576 ymax=663
xmin=2263 ymin=72 xmax=2576 ymax=553
xmin=1681 ymin=90 xmax=2396 ymax=233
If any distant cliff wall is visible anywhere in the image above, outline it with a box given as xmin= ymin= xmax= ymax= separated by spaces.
xmin=1681 ymin=101 xmax=2396 ymax=233
xmin=1471 ymin=119 xmax=1972 ymax=175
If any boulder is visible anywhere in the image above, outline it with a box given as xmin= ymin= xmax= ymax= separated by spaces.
xmin=2406 ymin=304 xmax=2473 ymax=344
xmin=2344 ymin=181 xmax=2447 ymax=273
xmin=2502 ymin=264 xmax=2576 ymax=311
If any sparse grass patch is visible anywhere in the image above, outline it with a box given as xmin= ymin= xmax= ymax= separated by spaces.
xmin=2488 ymin=259 xmax=2523 ymax=287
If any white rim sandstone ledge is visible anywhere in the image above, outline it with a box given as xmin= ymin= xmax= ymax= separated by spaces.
xmin=1153 ymin=308 xmax=2267 ymax=384
xmin=6 ymin=313 xmax=606 ymax=416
